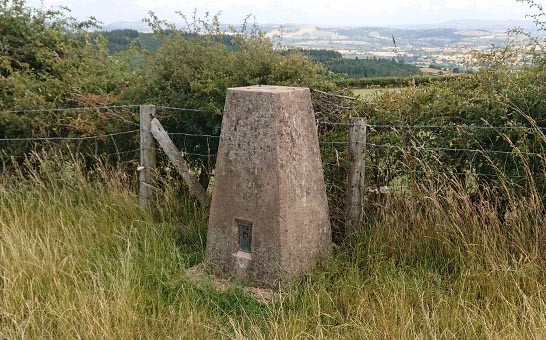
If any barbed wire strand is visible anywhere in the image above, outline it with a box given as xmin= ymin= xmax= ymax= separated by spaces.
xmin=320 ymin=140 xmax=545 ymax=157
xmin=168 ymin=132 xmax=220 ymax=138
xmin=322 ymin=162 xmax=540 ymax=180
xmin=363 ymin=165 xmax=539 ymax=180
xmin=3 ymin=106 xmax=543 ymax=131
xmin=155 ymin=106 xmax=202 ymax=112
xmin=366 ymin=142 xmax=545 ymax=157
xmin=317 ymin=120 xmax=546 ymax=131
xmin=0 ymin=105 xmax=140 ymax=115
xmin=368 ymin=124 xmax=546 ymax=131
xmin=0 ymin=130 xmax=139 ymax=142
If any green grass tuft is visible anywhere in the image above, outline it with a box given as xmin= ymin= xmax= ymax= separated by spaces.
xmin=1 ymin=155 xmax=546 ymax=339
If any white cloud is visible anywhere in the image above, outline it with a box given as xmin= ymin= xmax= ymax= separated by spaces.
xmin=25 ymin=0 xmax=537 ymax=25
xmin=27 ymin=0 xmax=71 ymax=7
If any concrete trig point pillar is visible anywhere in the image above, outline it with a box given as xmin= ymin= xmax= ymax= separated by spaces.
xmin=206 ymin=85 xmax=331 ymax=288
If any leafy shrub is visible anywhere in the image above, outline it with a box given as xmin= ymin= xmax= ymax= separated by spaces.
xmin=361 ymin=27 xmax=546 ymax=199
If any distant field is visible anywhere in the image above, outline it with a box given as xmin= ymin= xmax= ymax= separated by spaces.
xmin=420 ymin=67 xmax=454 ymax=76
xmin=352 ymin=87 xmax=402 ymax=98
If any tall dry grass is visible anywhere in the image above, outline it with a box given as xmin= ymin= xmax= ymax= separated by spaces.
xmin=1 ymin=150 xmax=546 ymax=339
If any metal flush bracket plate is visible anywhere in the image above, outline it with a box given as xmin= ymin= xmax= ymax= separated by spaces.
xmin=238 ymin=222 xmax=252 ymax=253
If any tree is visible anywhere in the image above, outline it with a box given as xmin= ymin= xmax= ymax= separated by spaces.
xmin=0 ymin=0 xmax=134 ymax=139
xmin=120 ymin=12 xmax=340 ymax=186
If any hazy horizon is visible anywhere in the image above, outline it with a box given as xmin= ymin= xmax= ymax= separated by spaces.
xmin=25 ymin=0 xmax=541 ymax=28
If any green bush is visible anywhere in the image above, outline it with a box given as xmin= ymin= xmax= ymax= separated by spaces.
xmin=0 ymin=0 xmax=136 ymax=147
xmin=119 ymin=13 xmax=343 ymax=185
xmin=361 ymin=34 xmax=546 ymax=198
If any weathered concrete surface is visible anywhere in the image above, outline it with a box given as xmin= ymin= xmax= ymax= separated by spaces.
xmin=206 ymin=85 xmax=331 ymax=288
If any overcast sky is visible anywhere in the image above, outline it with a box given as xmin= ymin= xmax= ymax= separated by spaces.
xmin=26 ymin=0 xmax=540 ymax=26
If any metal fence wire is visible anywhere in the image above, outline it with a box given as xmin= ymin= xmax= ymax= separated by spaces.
xmin=2 ymin=105 xmax=545 ymax=225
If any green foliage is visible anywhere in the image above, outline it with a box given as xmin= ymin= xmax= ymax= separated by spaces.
xmin=361 ymin=31 xmax=546 ymax=196
xmin=119 ymin=13 xmax=339 ymax=183
xmin=2 ymin=3 xmax=546 ymax=337
xmin=123 ymin=13 xmax=336 ymax=113
xmin=290 ymin=48 xmax=422 ymax=78
xmin=336 ymin=75 xmax=452 ymax=88
xmin=101 ymin=29 xmax=162 ymax=54
xmin=300 ymin=48 xmax=343 ymax=64
xmin=326 ymin=57 xmax=422 ymax=78
xmin=0 ymin=0 xmax=130 ymax=109
xmin=102 ymin=29 xmax=141 ymax=54
xmin=0 ymin=0 xmax=137 ymax=149
xmin=0 ymin=2 xmax=344 ymax=187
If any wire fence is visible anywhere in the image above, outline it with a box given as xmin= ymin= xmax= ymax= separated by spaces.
xmin=317 ymin=118 xmax=546 ymax=225
xmin=0 ymin=130 xmax=139 ymax=142
xmin=2 ymin=105 xmax=545 ymax=213
xmin=318 ymin=120 xmax=546 ymax=131
xmin=2 ymin=104 xmax=545 ymax=238
xmin=317 ymin=120 xmax=546 ymax=171
xmin=2 ymin=106 xmax=542 ymax=155
xmin=0 ymin=105 xmax=141 ymax=115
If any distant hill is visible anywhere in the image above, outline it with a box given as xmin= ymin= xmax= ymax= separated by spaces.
xmin=100 ymin=19 xmax=538 ymax=34
xmin=99 ymin=19 xmax=543 ymax=71
xmin=102 ymin=21 xmax=152 ymax=33
xmin=396 ymin=19 xmax=537 ymax=32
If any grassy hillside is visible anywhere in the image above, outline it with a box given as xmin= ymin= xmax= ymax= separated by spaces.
xmin=2 ymin=155 xmax=546 ymax=339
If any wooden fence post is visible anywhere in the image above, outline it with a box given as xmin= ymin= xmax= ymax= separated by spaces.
xmin=139 ymin=104 xmax=156 ymax=208
xmin=150 ymin=117 xmax=210 ymax=206
xmin=345 ymin=117 xmax=367 ymax=237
